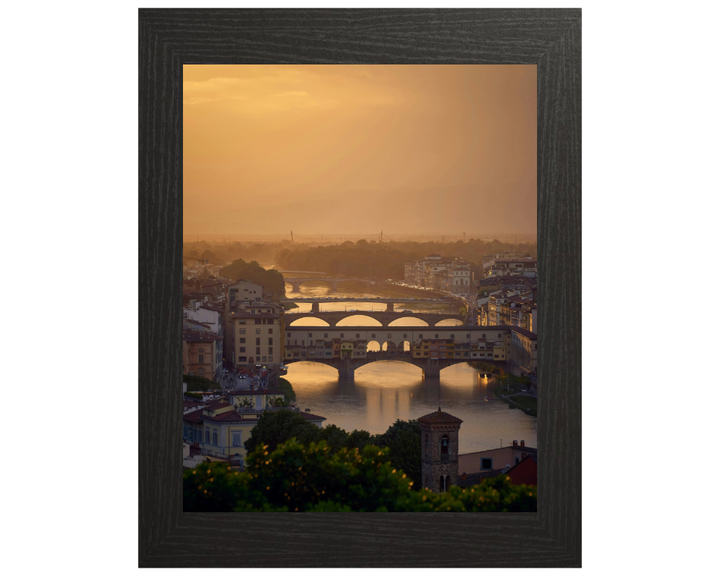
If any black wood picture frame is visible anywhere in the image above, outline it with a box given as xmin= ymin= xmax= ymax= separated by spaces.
xmin=139 ymin=8 xmax=581 ymax=568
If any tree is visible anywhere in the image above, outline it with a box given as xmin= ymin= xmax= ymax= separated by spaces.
xmin=244 ymin=410 xmax=320 ymax=453
xmin=183 ymin=441 xmax=537 ymax=512
xmin=219 ymin=259 xmax=286 ymax=295
xmin=375 ymin=420 xmax=422 ymax=490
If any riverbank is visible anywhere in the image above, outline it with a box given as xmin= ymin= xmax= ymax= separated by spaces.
xmin=494 ymin=379 xmax=537 ymax=417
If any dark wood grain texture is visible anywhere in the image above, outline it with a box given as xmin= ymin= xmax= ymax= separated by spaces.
xmin=139 ymin=8 xmax=581 ymax=568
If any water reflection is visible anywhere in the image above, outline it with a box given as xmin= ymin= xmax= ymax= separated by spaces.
xmin=283 ymin=282 xmax=536 ymax=453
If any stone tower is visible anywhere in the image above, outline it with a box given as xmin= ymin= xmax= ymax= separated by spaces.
xmin=418 ymin=407 xmax=463 ymax=492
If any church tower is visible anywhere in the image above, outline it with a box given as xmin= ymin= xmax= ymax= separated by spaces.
xmin=418 ymin=407 xmax=463 ymax=492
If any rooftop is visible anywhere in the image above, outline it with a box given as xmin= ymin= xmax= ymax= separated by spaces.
xmin=183 ymin=330 xmax=223 ymax=342
xmin=417 ymin=407 xmax=463 ymax=424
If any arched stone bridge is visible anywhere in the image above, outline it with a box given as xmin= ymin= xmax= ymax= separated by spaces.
xmin=285 ymin=310 xmax=467 ymax=327
xmin=284 ymin=277 xmax=376 ymax=293
xmin=284 ymin=352 xmax=473 ymax=379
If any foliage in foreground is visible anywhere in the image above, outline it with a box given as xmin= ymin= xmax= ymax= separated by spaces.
xmin=183 ymin=374 xmax=222 ymax=391
xmin=244 ymin=411 xmax=422 ymax=489
xmin=277 ymin=377 xmax=296 ymax=402
xmin=183 ymin=440 xmax=537 ymax=513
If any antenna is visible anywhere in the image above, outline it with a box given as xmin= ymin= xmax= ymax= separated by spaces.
xmin=291 ymin=231 xmax=294 ymax=245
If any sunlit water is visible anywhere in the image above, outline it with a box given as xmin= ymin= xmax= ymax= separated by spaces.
xmin=283 ymin=282 xmax=537 ymax=454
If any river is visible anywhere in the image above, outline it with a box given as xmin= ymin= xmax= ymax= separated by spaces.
xmin=283 ymin=282 xmax=537 ymax=454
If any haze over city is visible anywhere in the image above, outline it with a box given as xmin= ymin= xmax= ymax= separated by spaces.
xmin=183 ymin=65 xmax=536 ymax=237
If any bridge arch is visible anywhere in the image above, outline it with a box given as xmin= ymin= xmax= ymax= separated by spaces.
xmin=388 ymin=317 xmax=429 ymax=327
xmin=288 ymin=316 xmax=331 ymax=327
xmin=335 ymin=314 xmax=383 ymax=326
xmin=433 ymin=318 xmax=464 ymax=327
xmin=366 ymin=340 xmax=381 ymax=352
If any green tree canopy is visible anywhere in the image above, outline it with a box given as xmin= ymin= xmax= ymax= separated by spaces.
xmin=184 ymin=440 xmax=537 ymax=513
xmin=219 ymin=259 xmax=286 ymax=295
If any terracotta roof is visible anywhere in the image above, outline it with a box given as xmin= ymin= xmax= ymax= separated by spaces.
xmin=204 ymin=397 xmax=231 ymax=411
xmin=200 ymin=410 xmax=245 ymax=423
xmin=298 ymin=411 xmax=327 ymax=421
xmin=183 ymin=330 xmax=223 ymax=342
xmin=508 ymin=326 xmax=537 ymax=340
xmin=183 ymin=400 xmax=205 ymax=410
xmin=183 ymin=410 xmax=204 ymax=424
xmin=417 ymin=408 xmax=463 ymax=424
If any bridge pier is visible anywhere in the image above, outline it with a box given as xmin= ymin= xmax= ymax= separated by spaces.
xmin=337 ymin=360 xmax=355 ymax=380
xmin=385 ymin=302 xmax=394 ymax=312
xmin=311 ymin=302 xmax=320 ymax=313
xmin=422 ymin=362 xmax=441 ymax=379
xmin=328 ymin=281 xmax=338 ymax=293
xmin=289 ymin=281 xmax=301 ymax=293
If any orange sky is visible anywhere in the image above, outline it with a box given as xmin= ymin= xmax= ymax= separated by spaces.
xmin=183 ymin=65 xmax=536 ymax=236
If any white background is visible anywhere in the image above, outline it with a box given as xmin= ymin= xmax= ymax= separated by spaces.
xmin=2 ymin=1 xmax=718 ymax=574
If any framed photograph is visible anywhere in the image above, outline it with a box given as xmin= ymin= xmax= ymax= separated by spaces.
xmin=140 ymin=8 xmax=581 ymax=568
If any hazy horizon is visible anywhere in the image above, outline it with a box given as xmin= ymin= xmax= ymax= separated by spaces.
xmin=184 ymin=65 xmax=536 ymax=236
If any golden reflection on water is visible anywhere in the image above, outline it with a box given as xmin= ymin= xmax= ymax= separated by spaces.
xmin=282 ymin=284 xmax=536 ymax=452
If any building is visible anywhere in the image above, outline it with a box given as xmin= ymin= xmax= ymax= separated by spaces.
xmin=182 ymin=390 xmax=327 ymax=466
xmin=419 ymin=408 xmax=463 ymax=492
xmin=487 ymin=258 xmax=537 ymax=278
xmin=508 ymin=326 xmax=538 ymax=376
xmin=231 ymin=302 xmax=284 ymax=368
xmin=182 ymin=330 xmax=223 ymax=380
xmin=458 ymin=441 xmax=537 ymax=475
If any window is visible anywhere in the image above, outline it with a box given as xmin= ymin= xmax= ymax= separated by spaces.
xmin=268 ymin=338 xmax=273 ymax=345
xmin=440 ymin=475 xmax=447 ymax=492
xmin=440 ymin=434 xmax=449 ymax=461
xmin=387 ymin=334 xmax=392 ymax=339
xmin=371 ymin=333 xmax=376 ymax=339
xmin=239 ymin=328 xmax=246 ymax=334
xmin=404 ymin=334 xmax=407 ymax=338
xmin=308 ymin=333 xmax=312 ymax=337
xmin=255 ymin=338 xmax=260 ymax=345
xmin=481 ymin=458 xmax=493 ymax=470
xmin=262 ymin=356 xmax=267 ymax=362
xmin=435 ymin=334 xmax=439 ymax=338
xmin=205 ymin=430 xmax=210 ymax=443
xmin=255 ymin=319 xmax=262 ymax=325
xmin=515 ymin=457 xmax=520 ymax=465
xmin=256 ymin=328 xmax=261 ymax=334
xmin=269 ymin=328 xmax=273 ymax=334
xmin=356 ymin=333 xmax=360 ymax=338
xmin=340 ymin=334 xmax=344 ymax=338
xmin=256 ymin=347 xmax=261 ymax=355
xmin=268 ymin=356 xmax=273 ymax=362
xmin=212 ymin=431 xmax=218 ymax=445
xmin=233 ymin=432 xmax=242 ymax=447
xmin=198 ymin=354 xmax=204 ymax=364
xmin=324 ymin=333 xmax=328 ymax=338
xmin=268 ymin=347 xmax=273 ymax=354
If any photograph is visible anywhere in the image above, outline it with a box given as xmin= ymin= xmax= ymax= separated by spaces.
xmin=181 ymin=64 xmax=539 ymax=512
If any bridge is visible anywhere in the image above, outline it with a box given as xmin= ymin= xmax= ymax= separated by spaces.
xmin=284 ymin=352 xmax=475 ymax=379
xmin=284 ymin=325 xmax=509 ymax=380
xmin=283 ymin=276 xmax=378 ymax=293
xmin=285 ymin=309 xmax=467 ymax=327
xmin=281 ymin=297 xmax=457 ymax=305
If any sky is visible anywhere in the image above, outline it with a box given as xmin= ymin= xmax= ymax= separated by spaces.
xmin=183 ymin=65 xmax=536 ymax=237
